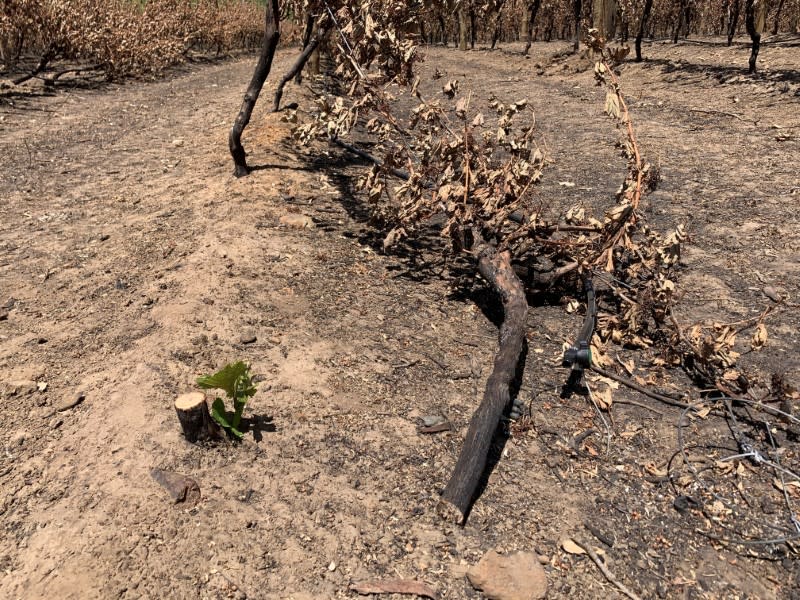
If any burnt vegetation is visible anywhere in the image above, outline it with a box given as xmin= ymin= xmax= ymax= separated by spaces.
xmin=4 ymin=0 xmax=799 ymax=579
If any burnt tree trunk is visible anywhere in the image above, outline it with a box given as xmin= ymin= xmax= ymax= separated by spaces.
xmin=294 ymin=12 xmax=315 ymax=85
xmin=593 ymin=0 xmax=616 ymax=40
xmin=772 ymin=0 xmax=786 ymax=35
xmin=572 ymin=0 xmax=583 ymax=52
xmin=470 ymin=7 xmax=476 ymax=49
xmin=459 ymin=5 xmax=469 ymax=50
xmin=175 ymin=392 xmax=222 ymax=443
xmin=683 ymin=1 xmax=692 ymax=38
xmin=746 ymin=0 xmax=764 ymax=73
xmin=490 ymin=0 xmax=506 ymax=49
xmin=672 ymin=0 xmax=686 ymax=43
xmin=635 ymin=0 xmax=653 ymax=61
xmin=438 ymin=248 xmax=528 ymax=523
xmin=273 ymin=27 xmax=327 ymax=112
xmin=728 ymin=0 xmax=741 ymax=46
xmin=229 ymin=0 xmax=280 ymax=178
xmin=523 ymin=0 xmax=542 ymax=55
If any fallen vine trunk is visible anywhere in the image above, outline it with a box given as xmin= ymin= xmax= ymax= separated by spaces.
xmin=438 ymin=247 xmax=528 ymax=524
xmin=229 ymin=0 xmax=280 ymax=178
xmin=273 ymin=27 xmax=327 ymax=112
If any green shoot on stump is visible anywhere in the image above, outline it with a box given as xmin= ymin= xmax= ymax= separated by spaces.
xmin=196 ymin=361 xmax=256 ymax=440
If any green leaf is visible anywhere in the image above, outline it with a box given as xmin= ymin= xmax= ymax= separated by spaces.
xmin=197 ymin=361 xmax=256 ymax=400
xmin=211 ymin=397 xmax=232 ymax=430
xmin=196 ymin=361 xmax=247 ymax=396
xmin=200 ymin=362 xmax=256 ymax=440
xmin=211 ymin=398 xmax=244 ymax=439
xmin=232 ymin=398 xmax=247 ymax=431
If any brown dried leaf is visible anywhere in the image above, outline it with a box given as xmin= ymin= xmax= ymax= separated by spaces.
xmin=751 ymin=323 xmax=768 ymax=351
xmin=594 ymin=384 xmax=613 ymax=410
xmin=644 ymin=462 xmax=668 ymax=478
xmin=773 ymin=478 xmax=800 ymax=496
xmin=561 ymin=538 xmax=586 ymax=555
xmin=566 ymin=299 xmax=579 ymax=314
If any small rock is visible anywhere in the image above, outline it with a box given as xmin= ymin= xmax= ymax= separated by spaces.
xmin=0 ymin=310 xmax=7 ymax=321
xmin=420 ymin=415 xmax=446 ymax=428
xmin=54 ymin=391 xmax=86 ymax=413
xmin=9 ymin=431 xmax=28 ymax=446
xmin=172 ymin=138 xmax=184 ymax=147
xmin=327 ymin=561 xmax=336 ymax=572
xmin=99 ymin=233 xmax=110 ymax=242
xmin=142 ymin=296 xmax=154 ymax=306
xmin=49 ymin=418 xmax=63 ymax=429
xmin=467 ymin=550 xmax=548 ymax=600
xmin=279 ymin=214 xmax=314 ymax=229
xmin=4 ymin=380 xmax=37 ymax=397
xmin=150 ymin=468 xmax=200 ymax=505
xmin=240 ymin=332 xmax=257 ymax=345
xmin=763 ymin=286 xmax=781 ymax=302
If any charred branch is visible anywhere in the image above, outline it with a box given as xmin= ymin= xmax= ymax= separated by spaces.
xmin=273 ymin=27 xmax=327 ymax=112
xmin=295 ymin=12 xmax=315 ymax=85
xmin=12 ymin=45 xmax=55 ymax=85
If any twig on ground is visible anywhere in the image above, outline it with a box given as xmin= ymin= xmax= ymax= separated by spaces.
xmin=586 ymin=384 xmax=612 ymax=455
xmin=613 ymin=398 xmax=664 ymax=415
xmin=584 ymin=522 xmax=615 ymax=547
xmin=690 ymin=107 xmax=751 ymax=122
xmin=574 ymin=538 xmax=642 ymax=600
xmin=591 ymin=365 xmax=693 ymax=409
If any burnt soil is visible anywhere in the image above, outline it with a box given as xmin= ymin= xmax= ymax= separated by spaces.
xmin=1 ymin=37 xmax=799 ymax=599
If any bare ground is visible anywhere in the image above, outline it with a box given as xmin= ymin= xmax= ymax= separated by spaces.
xmin=1 ymin=36 xmax=799 ymax=600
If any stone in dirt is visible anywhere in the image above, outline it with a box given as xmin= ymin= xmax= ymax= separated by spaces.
xmin=279 ymin=214 xmax=314 ymax=229
xmin=239 ymin=332 xmax=257 ymax=344
xmin=150 ymin=469 xmax=201 ymax=505
xmin=467 ymin=550 xmax=548 ymax=600
xmin=55 ymin=391 xmax=86 ymax=412
xmin=3 ymin=380 xmax=37 ymax=397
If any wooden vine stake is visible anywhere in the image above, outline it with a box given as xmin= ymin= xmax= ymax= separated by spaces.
xmin=438 ymin=247 xmax=528 ymax=523
xmin=175 ymin=392 xmax=222 ymax=443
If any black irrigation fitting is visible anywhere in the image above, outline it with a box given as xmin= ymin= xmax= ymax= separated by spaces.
xmin=562 ymin=275 xmax=596 ymax=384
